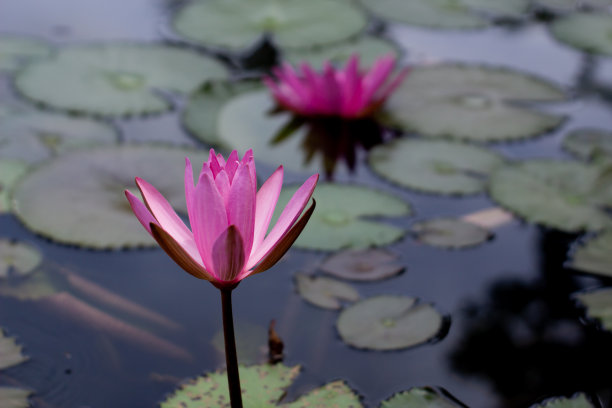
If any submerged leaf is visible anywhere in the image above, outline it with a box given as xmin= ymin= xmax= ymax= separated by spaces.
xmin=0 ymin=328 xmax=28 ymax=370
xmin=211 ymin=322 xmax=267 ymax=365
xmin=380 ymin=387 xmax=464 ymax=408
xmin=295 ymin=273 xmax=359 ymax=310
xmin=551 ymin=13 xmax=612 ymax=56
xmin=568 ymin=231 xmax=612 ymax=278
xmin=0 ymin=159 xmax=28 ymax=213
xmin=412 ymin=218 xmax=492 ymax=249
xmin=320 ymin=248 xmax=404 ymax=281
xmin=562 ymin=128 xmax=612 ymax=162
xmin=0 ymin=240 xmax=42 ymax=279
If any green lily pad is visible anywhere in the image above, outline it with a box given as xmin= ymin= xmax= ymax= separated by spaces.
xmin=0 ymin=111 xmax=118 ymax=163
xmin=283 ymin=381 xmax=362 ymax=408
xmin=0 ymin=387 xmax=31 ymax=408
xmin=320 ymin=249 xmax=404 ymax=281
xmin=369 ymin=139 xmax=505 ymax=195
xmin=380 ymin=387 xmax=464 ymax=408
xmin=172 ymin=0 xmax=367 ymax=51
xmin=385 ymin=64 xmax=566 ymax=142
xmin=575 ymin=288 xmax=612 ymax=332
xmin=0 ymin=240 xmax=42 ymax=279
xmin=16 ymin=44 xmax=227 ymax=116
xmin=183 ymin=81 xmax=262 ymax=147
xmin=211 ymin=322 xmax=267 ymax=365
xmin=531 ymin=393 xmax=595 ymax=408
xmin=275 ymin=183 xmax=410 ymax=251
xmin=359 ymin=0 xmax=487 ymax=29
xmin=284 ymin=36 xmax=400 ymax=68
xmin=160 ymin=363 xmax=301 ymax=407
xmin=488 ymin=160 xmax=612 ymax=232
xmin=568 ymin=231 xmax=612 ymax=278
xmin=551 ymin=13 xmax=612 ymax=56
xmin=336 ymin=295 xmax=444 ymax=351
xmin=412 ymin=218 xmax=492 ymax=249
xmin=462 ymin=0 xmax=530 ymax=17
xmin=0 ymin=328 xmax=28 ymax=370
xmin=562 ymin=128 xmax=612 ymax=162
xmin=0 ymin=159 xmax=28 ymax=213
xmin=295 ymin=273 xmax=359 ymax=310
xmin=0 ymin=36 xmax=51 ymax=73
xmin=535 ymin=0 xmax=612 ymax=12
xmin=12 ymin=145 xmax=209 ymax=249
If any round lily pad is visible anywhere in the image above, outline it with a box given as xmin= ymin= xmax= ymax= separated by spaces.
xmin=568 ymin=231 xmax=612 ymax=278
xmin=412 ymin=218 xmax=492 ymax=249
xmin=0 ymin=387 xmax=31 ymax=408
xmin=380 ymin=387 xmax=464 ymax=408
xmin=275 ymin=183 xmax=411 ymax=251
xmin=535 ymin=0 xmax=612 ymax=12
xmin=562 ymin=128 xmax=612 ymax=162
xmin=0 ymin=159 xmax=28 ymax=213
xmin=0 ymin=240 xmax=42 ymax=279
xmin=0 ymin=328 xmax=28 ymax=370
xmin=531 ymin=394 xmax=595 ymax=408
xmin=385 ymin=64 xmax=566 ymax=142
xmin=336 ymin=295 xmax=444 ymax=351
xmin=461 ymin=0 xmax=530 ymax=18
xmin=12 ymin=145 xmax=209 ymax=249
xmin=0 ymin=36 xmax=51 ymax=73
xmin=488 ymin=160 xmax=612 ymax=232
xmin=0 ymin=111 xmax=118 ymax=163
xmin=369 ymin=139 xmax=505 ymax=195
xmin=295 ymin=273 xmax=359 ymax=310
xmin=16 ymin=44 xmax=227 ymax=116
xmin=550 ymin=13 xmax=612 ymax=56
xmin=359 ymin=0 xmax=488 ymax=29
xmin=172 ymin=0 xmax=367 ymax=51
xmin=320 ymin=248 xmax=404 ymax=281
xmin=284 ymin=36 xmax=400 ymax=68
xmin=575 ymin=287 xmax=612 ymax=332
xmin=285 ymin=381 xmax=362 ymax=408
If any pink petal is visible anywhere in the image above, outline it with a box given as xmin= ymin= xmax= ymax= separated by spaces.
xmin=359 ymin=55 xmax=395 ymax=110
xmin=212 ymin=225 xmax=246 ymax=282
xmin=224 ymin=150 xmax=239 ymax=182
xmin=125 ymin=190 xmax=157 ymax=234
xmin=340 ymin=55 xmax=362 ymax=116
xmin=227 ymin=162 xmax=256 ymax=258
xmin=214 ymin=169 xmax=231 ymax=205
xmin=184 ymin=157 xmax=196 ymax=229
xmin=251 ymin=166 xmax=283 ymax=253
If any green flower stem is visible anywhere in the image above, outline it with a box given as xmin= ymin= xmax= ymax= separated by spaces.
xmin=220 ymin=288 xmax=243 ymax=408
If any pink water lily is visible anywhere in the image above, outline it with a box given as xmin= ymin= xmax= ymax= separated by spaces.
xmin=264 ymin=54 xmax=409 ymax=119
xmin=125 ymin=149 xmax=318 ymax=290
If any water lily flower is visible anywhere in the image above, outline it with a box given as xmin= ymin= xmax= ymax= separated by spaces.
xmin=125 ymin=149 xmax=318 ymax=290
xmin=264 ymin=54 xmax=409 ymax=119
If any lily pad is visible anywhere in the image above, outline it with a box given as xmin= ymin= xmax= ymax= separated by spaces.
xmin=550 ymin=13 xmax=612 ymax=56
xmin=575 ymin=288 xmax=612 ymax=332
xmin=320 ymin=248 xmax=404 ymax=281
xmin=16 ymin=44 xmax=227 ymax=116
xmin=380 ymin=387 xmax=464 ymax=408
xmin=336 ymin=295 xmax=444 ymax=351
xmin=172 ymin=0 xmax=367 ymax=51
xmin=0 ymin=388 xmax=31 ymax=408
xmin=295 ymin=273 xmax=359 ymax=310
xmin=369 ymin=139 xmax=505 ymax=195
xmin=284 ymin=37 xmax=400 ymax=68
xmin=411 ymin=218 xmax=492 ymax=249
xmin=0 ymin=111 xmax=118 ymax=163
xmin=12 ymin=145 xmax=209 ymax=249
xmin=535 ymin=0 xmax=612 ymax=12
xmin=531 ymin=393 xmax=595 ymax=408
xmin=0 ymin=240 xmax=42 ymax=279
xmin=275 ymin=183 xmax=410 ymax=250
xmin=568 ymin=231 xmax=612 ymax=278
xmin=160 ymin=363 xmax=301 ymax=407
xmin=562 ymin=128 xmax=612 ymax=162
xmin=461 ymin=0 xmax=530 ymax=18
xmin=359 ymin=0 xmax=488 ymax=29
xmin=284 ymin=381 xmax=362 ymax=408
xmin=488 ymin=160 xmax=612 ymax=232
xmin=385 ymin=64 xmax=566 ymax=142
xmin=0 ymin=36 xmax=51 ymax=73
xmin=0 ymin=159 xmax=28 ymax=213
xmin=0 ymin=329 xmax=28 ymax=370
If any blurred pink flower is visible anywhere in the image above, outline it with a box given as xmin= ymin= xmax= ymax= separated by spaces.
xmin=264 ymin=54 xmax=409 ymax=119
xmin=125 ymin=149 xmax=318 ymax=290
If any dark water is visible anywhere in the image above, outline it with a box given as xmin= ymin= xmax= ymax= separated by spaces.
xmin=2 ymin=1 xmax=612 ymax=408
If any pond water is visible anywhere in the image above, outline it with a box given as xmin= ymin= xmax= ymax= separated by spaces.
xmin=1 ymin=0 xmax=612 ymax=407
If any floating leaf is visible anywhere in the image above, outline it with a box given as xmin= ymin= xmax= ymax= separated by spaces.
xmin=380 ymin=387 xmax=464 ymax=408
xmin=535 ymin=0 xmax=612 ymax=12
xmin=0 ymin=328 xmax=28 ymax=370
xmin=562 ymin=128 xmax=612 ymax=162
xmin=385 ymin=65 xmax=565 ymax=142
xmin=160 ymin=363 xmax=301 ymax=408
xmin=211 ymin=322 xmax=267 ymax=365
xmin=320 ymin=249 xmax=404 ymax=281
xmin=0 ymin=111 xmax=118 ymax=163
xmin=550 ymin=13 xmax=612 ymax=56
xmin=0 ymin=240 xmax=42 ymax=279
xmin=12 ymin=145 xmax=209 ymax=249
xmin=461 ymin=0 xmax=530 ymax=18
xmin=16 ymin=44 xmax=227 ymax=116
xmin=369 ymin=139 xmax=505 ymax=195
xmin=488 ymin=160 xmax=612 ymax=232
xmin=531 ymin=393 xmax=596 ymax=408
xmin=283 ymin=380 xmax=362 ymax=408
xmin=568 ymin=231 xmax=612 ymax=278
xmin=336 ymin=295 xmax=443 ymax=351
xmin=0 ymin=159 xmax=28 ymax=213
xmin=0 ymin=36 xmax=51 ymax=73
xmin=575 ymin=288 xmax=612 ymax=332
xmin=412 ymin=218 xmax=491 ymax=249
xmin=284 ymin=37 xmax=400 ymax=68
xmin=0 ymin=387 xmax=31 ymax=408
xmin=359 ymin=0 xmax=487 ymax=29
xmin=295 ymin=273 xmax=359 ymax=310
xmin=275 ymin=183 xmax=410 ymax=250
xmin=172 ymin=0 xmax=367 ymax=51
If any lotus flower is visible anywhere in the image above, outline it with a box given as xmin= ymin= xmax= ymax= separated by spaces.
xmin=264 ymin=54 xmax=409 ymax=119
xmin=125 ymin=149 xmax=318 ymax=290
